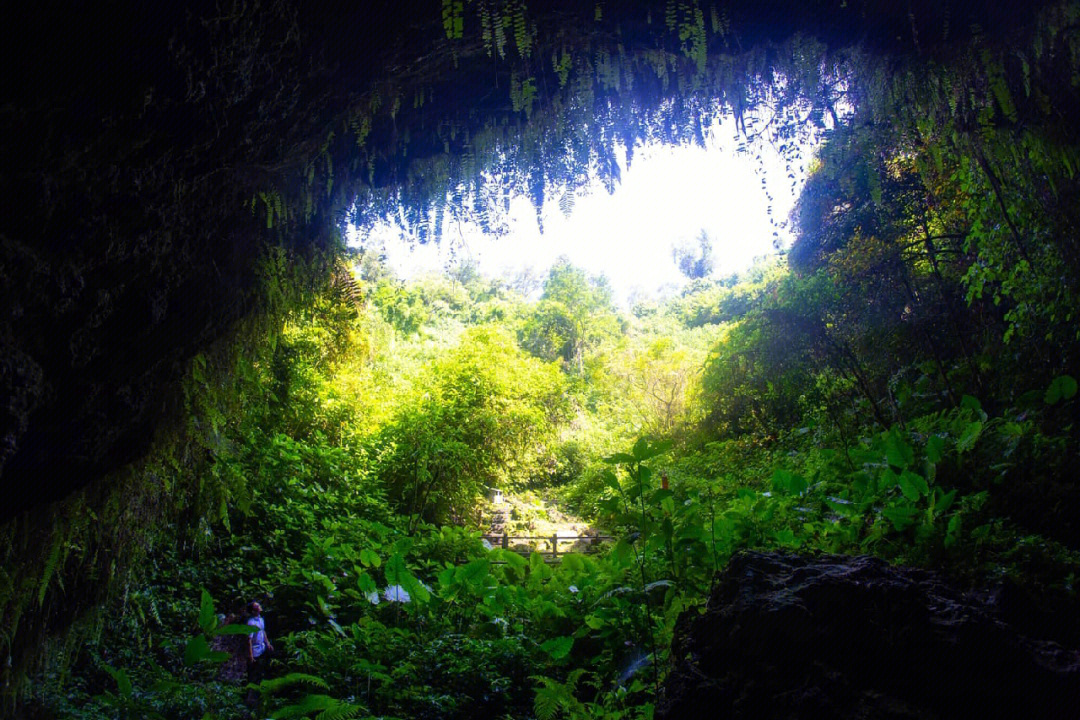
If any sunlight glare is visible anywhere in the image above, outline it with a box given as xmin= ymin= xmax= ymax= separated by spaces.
xmin=350 ymin=126 xmax=812 ymax=306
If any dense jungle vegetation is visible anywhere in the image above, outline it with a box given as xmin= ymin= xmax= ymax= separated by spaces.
xmin=3 ymin=0 xmax=1080 ymax=717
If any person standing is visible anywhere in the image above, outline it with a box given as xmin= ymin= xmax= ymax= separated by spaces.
xmin=245 ymin=601 xmax=274 ymax=696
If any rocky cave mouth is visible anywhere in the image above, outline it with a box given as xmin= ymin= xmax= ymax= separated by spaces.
xmin=3 ymin=1 xmax=1080 ymax=716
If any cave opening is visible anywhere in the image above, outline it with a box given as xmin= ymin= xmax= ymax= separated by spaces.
xmin=3 ymin=1 xmax=1080 ymax=715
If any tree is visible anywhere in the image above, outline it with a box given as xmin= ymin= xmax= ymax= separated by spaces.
xmin=504 ymin=266 xmax=544 ymax=298
xmin=520 ymin=258 xmax=620 ymax=373
xmin=448 ymin=257 xmax=483 ymax=289
xmin=371 ymin=326 xmax=568 ymax=527
xmin=615 ymin=337 xmax=700 ymax=435
xmin=672 ymin=231 xmax=715 ymax=280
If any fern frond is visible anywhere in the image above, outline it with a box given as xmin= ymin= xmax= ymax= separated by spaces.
xmin=269 ymin=694 xmax=335 ymax=719
xmin=38 ymin=532 xmax=64 ymax=607
xmin=565 ymin=667 xmax=587 ymax=693
xmin=259 ymin=672 xmax=330 ymax=696
xmin=531 ymin=670 xmax=592 ymax=720
xmin=315 ymin=703 xmax=361 ymax=720
xmin=534 ymin=684 xmax=562 ymax=720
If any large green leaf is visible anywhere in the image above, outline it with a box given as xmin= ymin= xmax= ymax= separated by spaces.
xmin=611 ymin=538 xmax=634 ymax=566
xmin=650 ymin=489 xmax=674 ymax=507
xmin=438 ymin=565 xmax=457 ymax=591
xmin=183 ymin=634 xmax=212 ymax=666
xmin=540 ymin=636 xmax=574 ymax=660
xmin=328 ymin=619 xmax=347 ymax=638
xmin=925 ymin=435 xmax=945 ymax=464
xmin=384 ymin=553 xmax=411 ymax=587
xmin=490 ymin=548 xmax=527 ymax=569
xmin=945 ymin=514 xmax=963 ymax=547
xmin=384 ymin=552 xmax=431 ymax=603
xmin=884 ymin=429 xmax=914 ymax=469
xmin=882 ymin=505 xmax=920 ymax=531
xmin=458 ymin=557 xmax=491 ymax=587
xmin=198 ymin=588 xmax=216 ymax=635
xmin=356 ymin=570 xmax=377 ymax=596
xmin=1045 ymin=375 xmax=1077 ymax=405
xmin=956 ymin=421 xmax=983 ymax=454
xmin=960 ymin=394 xmax=985 ymax=419
xmin=824 ymin=497 xmax=858 ymax=517
xmin=631 ymin=437 xmax=672 ymax=462
xmin=897 ymin=470 xmax=928 ymax=501
xmin=771 ymin=469 xmax=807 ymax=496
xmin=103 ymin=665 xmax=132 ymax=698
xmin=638 ymin=465 xmax=653 ymax=485
xmin=932 ymin=488 xmax=957 ymax=517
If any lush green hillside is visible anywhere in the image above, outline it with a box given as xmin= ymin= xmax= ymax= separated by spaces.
xmin=26 ymin=232 xmax=1080 ymax=717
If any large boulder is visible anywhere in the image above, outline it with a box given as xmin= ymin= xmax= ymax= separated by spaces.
xmin=658 ymin=552 xmax=1080 ymax=720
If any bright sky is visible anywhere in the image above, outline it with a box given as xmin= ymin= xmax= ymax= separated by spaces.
xmin=349 ymin=125 xmax=812 ymax=306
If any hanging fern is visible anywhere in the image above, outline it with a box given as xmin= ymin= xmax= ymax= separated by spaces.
xmin=37 ymin=528 xmax=65 ymax=608
xmin=512 ymin=2 xmax=532 ymax=58
xmin=442 ymin=0 xmax=465 ymax=40
xmin=480 ymin=3 xmax=493 ymax=55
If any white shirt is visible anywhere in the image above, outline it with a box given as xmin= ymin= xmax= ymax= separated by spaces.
xmin=247 ymin=616 xmax=267 ymax=658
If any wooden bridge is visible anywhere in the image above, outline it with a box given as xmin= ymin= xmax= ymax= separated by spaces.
xmin=482 ymin=533 xmax=615 ymax=562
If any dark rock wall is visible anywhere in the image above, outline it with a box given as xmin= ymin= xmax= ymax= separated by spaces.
xmin=659 ymin=552 xmax=1080 ymax=720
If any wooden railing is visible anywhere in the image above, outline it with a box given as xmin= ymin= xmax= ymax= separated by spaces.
xmin=482 ymin=534 xmax=615 ymax=561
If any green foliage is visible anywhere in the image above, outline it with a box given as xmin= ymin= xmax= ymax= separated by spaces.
xmin=539 ymin=635 xmax=574 ymax=660
xmin=16 ymin=5 xmax=1080 ymax=715
xmin=93 ymin=665 xmax=167 ymax=720
xmin=371 ymin=324 xmax=569 ymax=524
xmin=521 ymin=258 xmax=622 ymax=373
xmin=27 ymin=245 xmax=1080 ymax=720
xmin=672 ymin=231 xmax=715 ymax=280
xmin=1045 ymin=375 xmax=1078 ymax=405
xmin=533 ymin=669 xmax=587 ymax=720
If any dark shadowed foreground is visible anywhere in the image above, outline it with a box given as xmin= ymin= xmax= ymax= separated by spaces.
xmin=660 ymin=552 xmax=1080 ymax=720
